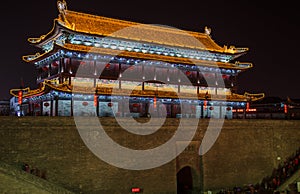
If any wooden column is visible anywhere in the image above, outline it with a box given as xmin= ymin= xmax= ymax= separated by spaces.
xmin=40 ymin=101 xmax=43 ymax=116
xmin=50 ymin=100 xmax=53 ymax=116
xmin=59 ymin=58 xmax=63 ymax=84
xmin=48 ymin=62 xmax=51 ymax=77
xmin=69 ymin=58 xmax=72 ymax=85
xmin=96 ymin=97 xmax=99 ymax=117
xmin=119 ymin=63 xmax=122 ymax=89
xmin=61 ymin=58 xmax=65 ymax=72
xmin=94 ymin=60 xmax=97 ymax=87
xmin=166 ymin=68 xmax=169 ymax=83
xmin=177 ymin=68 xmax=180 ymax=93
xmin=121 ymin=96 xmax=125 ymax=117
xmin=71 ymin=98 xmax=74 ymax=116
xmin=142 ymin=64 xmax=145 ymax=91
xmin=142 ymin=64 xmax=145 ymax=80
xmin=231 ymin=75 xmax=238 ymax=93
xmin=215 ymin=73 xmax=218 ymax=95
xmin=55 ymin=96 xmax=59 ymax=116
xmin=197 ymin=71 xmax=200 ymax=94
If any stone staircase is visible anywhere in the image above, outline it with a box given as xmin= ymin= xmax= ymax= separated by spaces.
xmin=276 ymin=168 xmax=300 ymax=193
xmin=0 ymin=160 xmax=74 ymax=194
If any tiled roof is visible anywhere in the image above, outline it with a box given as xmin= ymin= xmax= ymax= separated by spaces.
xmin=28 ymin=9 xmax=248 ymax=54
xmin=63 ymin=10 xmax=225 ymax=52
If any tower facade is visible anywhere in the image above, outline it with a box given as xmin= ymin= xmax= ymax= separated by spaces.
xmin=10 ymin=0 xmax=264 ymax=117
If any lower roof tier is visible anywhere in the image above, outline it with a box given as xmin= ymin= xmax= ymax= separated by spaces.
xmin=10 ymin=80 xmax=264 ymax=102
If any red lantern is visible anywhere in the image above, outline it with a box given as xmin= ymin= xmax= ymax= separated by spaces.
xmin=153 ymin=96 xmax=157 ymax=109
xmin=44 ymin=102 xmax=50 ymax=107
xmin=246 ymin=102 xmax=250 ymax=112
xmin=42 ymin=66 xmax=49 ymax=71
xmin=18 ymin=91 xmax=23 ymax=105
xmin=82 ymin=101 xmax=89 ymax=106
xmin=132 ymin=103 xmax=140 ymax=107
xmin=94 ymin=95 xmax=98 ymax=107
xmin=209 ymin=106 xmax=214 ymax=110
xmin=203 ymin=100 xmax=207 ymax=110
xmin=222 ymin=74 xmax=229 ymax=79
xmin=284 ymin=104 xmax=288 ymax=113
xmin=107 ymin=102 xmax=113 ymax=107
xmin=185 ymin=71 xmax=191 ymax=76
xmin=52 ymin=61 xmax=59 ymax=67
xmin=105 ymin=63 xmax=110 ymax=69
xmin=226 ymin=107 xmax=231 ymax=111
xmin=204 ymin=73 xmax=213 ymax=78
xmin=131 ymin=187 xmax=141 ymax=193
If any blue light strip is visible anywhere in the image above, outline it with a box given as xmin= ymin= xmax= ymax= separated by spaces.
xmin=35 ymin=50 xmax=238 ymax=75
xmin=67 ymin=34 xmax=233 ymax=63
xmin=27 ymin=92 xmax=246 ymax=108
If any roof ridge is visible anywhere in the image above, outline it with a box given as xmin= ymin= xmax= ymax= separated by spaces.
xmin=65 ymin=10 xmax=209 ymax=38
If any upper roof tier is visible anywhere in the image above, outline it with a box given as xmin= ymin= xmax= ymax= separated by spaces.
xmin=23 ymin=42 xmax=253 ymax=71
xmin=27 ymin=0 xmax=248 ymax=55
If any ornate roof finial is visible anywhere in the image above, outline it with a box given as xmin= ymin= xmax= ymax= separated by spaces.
xmin=57 ymin=0 xmax=67 ymax=15
xmin=204 ymin=26 xmax=211 ymax=36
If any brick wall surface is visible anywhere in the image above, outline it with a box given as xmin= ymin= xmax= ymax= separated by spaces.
xmin=0 ymin=117 xmax=299 ymax=193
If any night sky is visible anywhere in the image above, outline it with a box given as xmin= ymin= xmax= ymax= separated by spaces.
xmin=1 ymin=0 xmax=299 ymax=100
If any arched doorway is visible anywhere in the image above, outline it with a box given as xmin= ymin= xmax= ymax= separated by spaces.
xmin=177 ymin=166 xmax=193 ymax=194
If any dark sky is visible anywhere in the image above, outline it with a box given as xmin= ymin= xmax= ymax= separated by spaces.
xmin=1 ymin=0 xmax=299 ymax=100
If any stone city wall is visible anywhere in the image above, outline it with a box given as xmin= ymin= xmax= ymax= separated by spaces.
xmin=0 ymin=117 xmax=299 ymax=193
